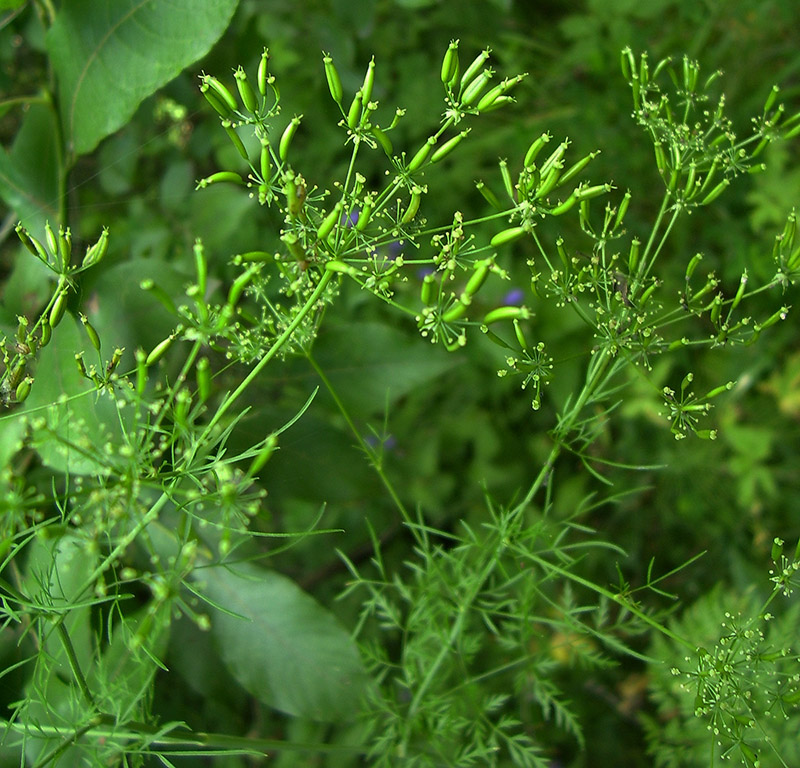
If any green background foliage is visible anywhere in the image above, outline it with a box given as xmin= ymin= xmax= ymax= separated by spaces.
xmin=1 ymin=0 xmax=800 ymax=766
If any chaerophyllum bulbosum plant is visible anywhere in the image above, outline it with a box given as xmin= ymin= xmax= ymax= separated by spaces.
xmin=1 ymin=36 xmax=800 ymax=768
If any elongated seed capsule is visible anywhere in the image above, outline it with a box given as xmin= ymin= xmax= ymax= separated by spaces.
xmin=361 ymin=57 xmax=376 ymax=106
xmin=620 ymin=47 xmax=635 ymax=80
xmin=614 ymin=191 xmax=631 ymax=231
xmin=317 ymin=201 xmax=343 ymax=241
xmin=195 ymin=171 xmax=244 ymax=189
xmin=257 ymin=49 xmax=269 ymax=96
xmin=475 ymin=180 xmax=503 ymax=211
xmin=513 ymin=319 xmax=528 ymax=349
xmin=556 ymin=237 xmax=569 ymax=271
xmin=420 ymin=273 xmax=436 ymax=305
xmin=193 ymin=239 xmax=207 ymax=296
xmin=15 ymin=225 xmax=40 ymax=257
xmin=685 ymin=253 xmax=703 ymax=281
xmin=81 ymin=226 xmax=109 ymax=269
xmin=683 ymin=162 xmax=697 ymax=198
xmin=706 ymin=381 xmax=735 ymax=400
xmin=45 ymin=221 xmax=58 ymax=260
xmin=200 ymin=84 xmax=232 ymax=118
xmin=653 ymin=142 xmax=667 ymax=175
xmin=442 ymin=299 xmax=468 ymax=323
xmin=483 ymin=305 xmax=530 ymax=324
xmin=539 ymin=140 xmax=570 ymax=177
xmin=259 ymin=139 xmax=271 ymax=181
xmin=408 ymin=137 xmax=436 ymax=173
xmin=14 ymin=375 xmax=32 ymax=403
xmin=441 ymin=40 xmax=459 ymax=85
xmin=480 ymin=95 xmax=515 ymax=112
xmin=234 ymin=251 xmax=275 ymax=264
xmin=730 ymin=271 xmax=748 ymax=311
xmin=628 ymin=238 xmax=640 ymax=273
xmin=459 ymin=48 xmax=491 ymax=91
xmin=79 ymin=313 xmax=101 ymax=351
xmin=490 ymin=226 xmax=527 ymax=248
xmin=203 ymin=74 xmax=237 ymax=112
xmin=281 ymin=232 xmax=306 ymax=261
xmin=227 ymin=264 xmax=260 ymax=307
xmin=558 ymin=151 xmax=600 ymax=188
xmin=499 ymin=159 xmax=515 ymax=201
xmin=357 ymin=194 xmax=375 ymax=231
xmin=146 ymin=334 xmax=175 ymax=367
xmin=524 ymin=132 xmax=551 ymax=168
xmin=549 ymin=193 xmax=577 ymax=216
xmin=322 ymin=53 xmax=343 ymax=105
xmin=40 ymin=320 xmax=52 ymax=348
xmin=533 ymin=165 xmax=562 ymax=200
xmin=756 ymin=306 xmax=789 ymax=330
xmin=461 ymin=70 xmax=492 ymax=107
xmin=476 ymin=74 xmax=526 ymax=111
xmin=196 ymin=357 xmax=210 ymax=402
xmin=347 ymin=90 xmax=362 ymax=130
xmin=221 ymin=119 xmax=248 ymax=160
xmin=140 ymin=279 xmax=177 ymax=314
xmin=235 ymin=66 xmax=258 ymax=113
xmin=575 ymin=183 xmax=612 ymax=200
xmin=249 ymin=434 xmax=278 ymax=476
xmin=401 ymin=186 xmax=422 ymax=223
xmin=279 ymin=116 xmax=302 ymax=162
xmin=49 ymin=290 xmax=68 ymax=328
xmin=464 ymin=258 xmax=493 ymax=297
xmin=371 ymin=126 xmax=393 ymax=156
xmin=780 ymin=212 xmax=797 ymax=254
xmin=638 ymin=280 xmax=658 ymax=307
xmin=431 ymin=129 xmax=470 ymax=163
xmin=59 ymin=227 xmax=72 ymax=266
xmin=787 ymin=244 xmax=800 ymax=270
xmin=325 ymin=260 xmax=359 ymax=277
xmin=699 ymin=178 xmax=729 ymax=206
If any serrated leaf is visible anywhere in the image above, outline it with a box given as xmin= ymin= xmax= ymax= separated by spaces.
xmin=202 ymin=561 xmax=370 ymax=721
xmin=46 ymin=0 xmax=240 ymax=157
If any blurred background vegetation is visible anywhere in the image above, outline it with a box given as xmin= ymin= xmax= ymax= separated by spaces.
xmin=1 ymin=0 xmax=799 ymax=765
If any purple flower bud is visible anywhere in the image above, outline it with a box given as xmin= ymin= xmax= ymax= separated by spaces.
xmin=503 ymin=287 xmax=525 ymax=306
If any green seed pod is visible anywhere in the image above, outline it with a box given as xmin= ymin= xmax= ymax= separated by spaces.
xmin=234 ymin=251 xmax=275 ymax=264
xmin=548 ymin=193 xmax=577 ymax=216
xmin=81 ymin=226 xmax=109 ymax=269
xmin=653 ymin=142 xmax=667 ymax=175
xmin=705 ymin=381 xmax=734 ymax=400
xmin=15 ymin=224 xmax=40 ymax=257
xmin=780 ymin=211 xmax=796 ymax=253
xmin=628 ymin=238 xmax=641 ymax=274
xmin=431 ymin=129 xmax=470 ymax=164
xmin=534 ymin=165 xmax=563 ymax=200
xmin=408 ymin=137 xmax=436 ymax=173
xmin=196 ymin=357 xmax=211 ymax=402
xmin=59 ymin=227 xmax=72 ymax=266
xmin=260 ymin=139 xmax=271 ymax=181
xmin=620 ymin=47 xmax=635 ymax=80
xmin=420 ymin=273 xmax=436 ymax=305
xmin=140 ymin=279 xmax=177 ymax=314
xmin=685 ymin=253 xmax=703 ymax=282
xmin=106 ymin=347 xmax=123 ymax=377
xmin=317 ymin=201 xmax=343 ymax=242
xmin=361 ymin=57 xmax=376 ymax=106
xmin=356 ymin=193 xmax=375 ymax=231
xmin=45 ymin=221 xmax=58 ymax=260
xmin=200 ymin=84 xmax=233 ymax=119
xmin=249 ymin=434 xmax=278 ymax=476
xmin=227 ymin=264 xmax=260 ymax=308
xmin=234 ymin=66 xmax=259 ymax=113
xmin=638 ymin=280 xmax=658 ymax=307
xmin=730 ymin=270 xmax=748 ymax=311
xmin=475 ymin=181 xmax=503 ymax=211
xmin=279 ymin=116 xmax=302 ymax=163
xmin=258 ymin=49 xmax=270 ymax=96
xmin=40 ymin=320 xmax=52 ymax=348
xmin=195 ymin=171 xmax=244 ymax=189
xmin=558 ymin=151 xmax=600 ymax=188
xmin=193 ymin=239 xmax=207 ymax=297
xmin=441 ymin=40 xmax=459 ymax=85
xmin=683 ymin=162 xmax=698 ymax=199
xmin=756 ymin=305 xmax=789 ymax=331
xmin=463 ymin=257 xmax=492 ymax=297
xmin=479 ymin=95 xmax=515 ymax=112
xmin=524 ymin=132 xmax=551 ymax=168
xmin=135 ymin=348 xmax=147 ymax=393
xmin=222 ymin=119 xmax=249 ymax=160
xmin=322 ymin=53 xmax=343 ymax=105
xmin=461 ymin=70 xmax=492 ymax=107
xmin=499 ymin=159 xmax=515 ymax=201
xmin=203 ymin=74 xmax=237 ymax=112
xmin=49 ymin=290 xmax=68 ymax=328
xmin=771 ymin=537 xmax=784 ymax=561
xmin=483 ymin=305 xmax=530 ymax=324
xmin=324 ymin=260 xmax=359 ymax=277
xmin=401 ymin=186 xmax=423 ymax=223
xmin=281 ymin=232 xmax=307 ymax=261
xmin=614 ymin=191 xmax=632 ymax=231
xmin=442 ymin=299 xmax=468 ymax=323
xmin=459 ymin=48 xmax=491 ymax=92
xmin=371 ymin=126 xmax=393 ymax=156
xmin=700 ymin=179 xmax=729 ymax=206
xmin=15 ymin=376 xmax=32 ymax=403
xmin=539 ymin=139 xmax=570 ymax=177
xmin=145 ymin=334 xmax=175 ymax=367
xmin=490 ymin=226 xmax=527 ymax=248
xmin=347 ymin=90 xmax=363 ymax=130
xmin=556 ymin=237 xmax=569 ymax=271
xmin=476 ymin=74 xmax=526 ymax=111
xmin=513 ymin=318 xmax=528 ymax=349
xmin=575 ymin=183 xmax=612 ymax=200
xmin=79 ymin=313 xmax=101 ymax=351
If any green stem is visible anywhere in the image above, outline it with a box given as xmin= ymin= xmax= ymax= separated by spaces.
xmin=56 ymin=622 xmax=97 ymax=709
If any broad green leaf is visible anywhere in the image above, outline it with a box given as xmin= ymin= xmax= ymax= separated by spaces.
xmin=0 ymin=104 xmax=60 ymax=233
xmin=20 ymin=315 xmax=124 ymax=475
xmin=46 ymin=0 xmax=240 ymax=157
xmin=203 ymin=561 xmax=370 ymax=722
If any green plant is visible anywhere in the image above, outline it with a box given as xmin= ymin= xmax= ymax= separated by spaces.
xmin=1 ymin=4 xmax=800 ymax=767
